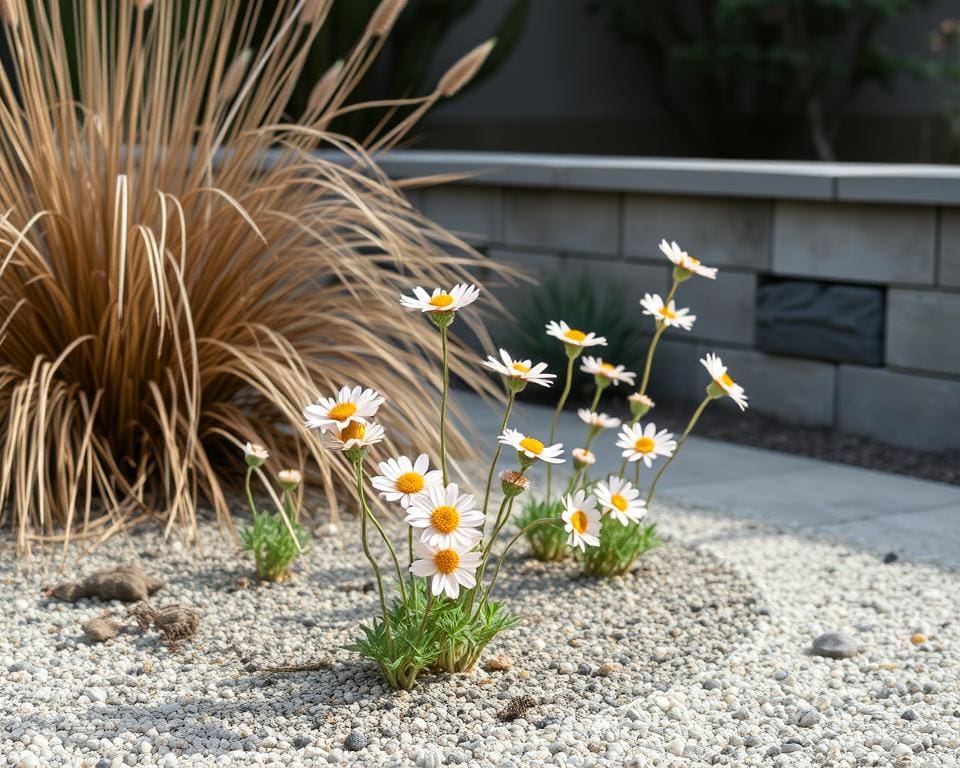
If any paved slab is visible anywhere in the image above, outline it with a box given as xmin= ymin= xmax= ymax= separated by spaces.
xmin=453 ymin=391 xmax=960 ymax=568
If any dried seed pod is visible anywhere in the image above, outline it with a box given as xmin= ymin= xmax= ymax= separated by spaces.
xmin=307 ymin=59 xmax=344 ymax=113
xmin=0 ymin=0 xmax=18 ymax=28
xmin=437 ymin=39 xmax=496 ymax=98
xmin=221 ymin=49 xmax=252 ymax=103
xmin=366 ymin=0 xmax=406 ymax=38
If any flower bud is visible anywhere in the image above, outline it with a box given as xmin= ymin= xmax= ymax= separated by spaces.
xmin=243 ymin=442 xmax=269 ymax=468
xmin=278 ymin=469 xmax=302 ymax=491
xmin=499 ymin=470 xmax=529 ymax=498
xmin=628 ymin=393 xmax=655 ymax=419
xmin=571 ymin=448 xmax=595 ymax=470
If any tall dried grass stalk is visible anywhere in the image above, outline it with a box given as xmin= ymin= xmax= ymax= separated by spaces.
xmin=0 ymin=0 xmax=500 ymax=556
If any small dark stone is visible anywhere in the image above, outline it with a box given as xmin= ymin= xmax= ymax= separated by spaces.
xmin=765 ymin=746 xmax=781 ymax=757
xmin=901 ymin=709 xmax=919 ymax=721
xmin=301 ymin=618 xmax=317 ymax=628
xmin=498 ymin=695 xmax=536 ymax=722
xmin=293 ymin=736 xmax=311 ymax=749
xmin=344 ymin=732 xmax=367 ymax=752
xmin=96 ymin=760 xmax=111 ymax=768
xmin=781 ymin=743 xmax=802 ymax=754
xmin=361 ymin=581 xmax=375 ymax=593
xmin=242 ymin=738 xmax=258 ymax=751
xmin=703 ymin=678 xmax=721 ymax=690
xmin=82 ymin=618 xmax=120 ymax=643
xmin=882 ymin=552 xmax=898 ymax=564
xmin=811 ymin=632 xmax=860 ymax=659
xmin=244 ymin=662 xmax=257 ymax=673
xmin=744 ymin=736 xmax=761 ymax=748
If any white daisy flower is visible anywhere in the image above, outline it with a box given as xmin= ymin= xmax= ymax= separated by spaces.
xmin=659 ymin=239 xmax=718 ymax=279
xmin=322 ymin=420 xmax=385 ymax=452
xmin=616 ymin=422 xmax=677 ymax=467
xmin=405 ymin=483 xmax=483 ymax=550
xmin=545 ymin=320 xmax=607 ymax=348
xmin=410 ymin=540 xmax=482 ymax=599
xmin=579 ymin=356 xmax=636 ymax=387
xmin=639 ymin=293 xmax=696 ymax=331
xmin=701 ymin=353 xmax=749 ymax=411
xmin=498 ymin=428 xmax=565 ymax=465
xmin=577 ymin=409 xmax=621 ymax=431
xmin=594 ymin=475 xmax=646 ymax=525
xmin=243 ymin=442 xmax=269 ymax=467
xmin=277 ymin=469 xmax=302 ymax=490
xmin=571 ymin=448 xmax=596 ymax=468
xmin=483 ymin=348 xmax=555 ymax=388
xmin=399 ymin=283 xmax=480 ymax=314
xmin=304 ymin=386 xmax=384 ymax=433
xmin=561 ymin=490 xmax=601 ymax=551
xmin=371 ymin=453 xmax=443 ymax=508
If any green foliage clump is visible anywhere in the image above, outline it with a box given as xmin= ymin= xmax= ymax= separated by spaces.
xmin=347 ymin=580 xmax=516 ymax=690
xmin=240 ymin=512 xmax=310 ymax=583
xmin=515 ymin=498 xmax=569 ymax=562
xmin=580 ymin=518 xmax=658 ymax=578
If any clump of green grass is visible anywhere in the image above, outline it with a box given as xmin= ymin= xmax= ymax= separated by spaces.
xmin=579 ymin=519 xmax=658 ymax=577
xmin=240 ymin=512 xmax=310 ymax=583
xmin=514 ymin=498 xmax=568 ymax=562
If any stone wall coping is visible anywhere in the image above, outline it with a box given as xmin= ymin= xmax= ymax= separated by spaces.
xmin=361 ymin=150 xmax=960 ymax=206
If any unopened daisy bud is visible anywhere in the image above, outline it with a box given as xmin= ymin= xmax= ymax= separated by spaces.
xmin=437 ymin=39 xmax=496 ymax=97
xmin=243 ymin=442 xmax=269 ymax=468
xmin=572 ymin=448 xmax=596 ymax=470
xmin=499 ymin=470 xmax=529 ymax=498
xmin=628 ymin=393 xmax=655 ymax=419
xmin=278 ymin=469 xmax=302 ymax=491
xmin=366 ymin=0 xmax=406 ymax=38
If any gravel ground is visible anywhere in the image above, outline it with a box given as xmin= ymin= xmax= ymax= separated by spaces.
xmin=2 ymin=509 xmax=958 ymax=768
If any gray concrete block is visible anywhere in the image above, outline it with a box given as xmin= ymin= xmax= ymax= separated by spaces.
xmin=645 ymin=338 xmax=704 ymax=405
xmin=677 ymin=270 xmax=756 ymax=345
xmin=773 ymin=202 xmax=936 ymax=285
xmin=502 ymin=189 xmax=620 ymax=254
xmin=838 ymin=365 xmax=960 ymax=450
xmin=887 ymin=289 xmax=960 ymax=376
xmin=707 ymin=348 xmax=836 ymax=425
xmin=623 ymin=195 xmax=771 ymax=269
xmin=565 ymin=256 xmax=669 ymax=324
xmin=420 ymin=186 xmax=502 ymax=245
xmin=939 ymin=209 xmax=960 ymax=287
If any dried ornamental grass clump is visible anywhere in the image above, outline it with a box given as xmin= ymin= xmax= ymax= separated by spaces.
xmin=0 ymin=0 xmax=500 ymax=556
xmin=518 ymin=239 xmax=749 ymax=577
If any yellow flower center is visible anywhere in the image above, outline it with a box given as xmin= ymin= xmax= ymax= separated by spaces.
xmin=328 ymin=402 xmax=357 ymax=421
xmin=611 ymin=494 xmax=628 ymax=512
xmin=519 ymin=436 xmax=544 ymax=455
xmin=634 ymin=436 xmax=654 ymax=454
xmin=511 ymin=362 xmax=531 ymax=374
xmin=685 ymin=255 xmax=701 ymax=267
xmin=570 ymin=509 xmax=588 ymax=534
xmin=720 ymin=373 xmax=735 ymax=388
xmin=395 ymin=472 xmax=425 ymax=495
xmin=429 ymin=293 xmax=455 ymax=308
xmin=430 ymin=505 xmax=460 ymax=534
xmin=659 ymin=306 xmax=677 ymax=320
xmin=433 ymin=548 xmax=460 ymax=574
xmin=599 ymin=362 xmax=615 ymax=373
xmin=340 ymin=421 xmax=366 ymax=442
xmin=564 ymin=329 xmax=587 ymax=342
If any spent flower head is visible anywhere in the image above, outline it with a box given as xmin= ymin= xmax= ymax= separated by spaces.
xmin=499 ymin=469 xmax=530 ymax=498
xmin=277 ymin=469 xmax=302 ymax=491
xmin=701 ymin=353 xmax=749 ymax=411
xmin=322 ymin=420 xmax=385 ymax=453
xmin=628 ymin=392 xmax=655 ymax=419
xmin=243 ymin=442 xmax=269 ymax=468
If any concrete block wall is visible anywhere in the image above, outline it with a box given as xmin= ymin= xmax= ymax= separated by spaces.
xmin=382 ymin=152 xmax=960 ymax=450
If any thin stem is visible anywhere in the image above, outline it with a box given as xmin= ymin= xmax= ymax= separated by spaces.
xmin=547 ymin=352 xmax=577 ymax=500
xmin=439 ymin=324 xmax=450 ymax=485
xmin=634 ymin=460 xmax=640 ymax=488
xmin=356 ymin=460 xmax=407 ymax=602
xmin=480 ymin=391 xmax=515 ymax=531
xmin=644 ymin=396 xmax=712 ymax=506
xmin=637 ymin=278 xmax=679 ymax=396
xmin=244 ymin=466 xmax=258 ymax=520
xmin=355 ymin=461 xmax=393 ymax=653
xmin=477 ymin=518 xmax=560 ymax=612
xmin=467 ymin=495 xmax=513 ymax=615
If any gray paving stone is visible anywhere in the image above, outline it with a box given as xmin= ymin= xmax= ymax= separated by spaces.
xmin=838 ymin=365 xmax=960 ymax=450
xmin=623 ymin=195 xmax=771 ymax=269
xmin=708 ymin=348 xmax=835 ymax=426
xmin=773 ymin=202 xmax=936 ymax=285
xmin=502 ymin=189 xmax=620 ymax=254
xmin=677 ymin=271 xmax=756 ymax=346
xmin=886 ymin=289 xmax=960 ymax=376
xmin=938 ymin=208 xmax=960 ymax=287
xmin=420 ymin=186 xmax=502 ymax=246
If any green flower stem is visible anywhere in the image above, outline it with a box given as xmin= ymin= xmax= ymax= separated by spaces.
xmin=354 ymin=461 xmax=393 ymax=653
xmin=467 ymin=495 xmax=513 ymax=615
xmin=355 ymin=459 xmax=407 ymax=603
xmin=439 ymin=323 xmax=450 ymax=485
xmin=547 ymin=350 xmax=578 ymax=500
xmin=644 ymin=395 xmax=712 ymax=506
xmin=637 ymin=277 xmax=679 ymax=397
xmin=480 ymin=390 xmax=516 ymax=533
xmin=634 ymin=460 xmax=640 ymax=488
xmin=244 ymin=467 xmax=258 ymax=520
xmin=477 ymin=518 xmax=560 ymax=613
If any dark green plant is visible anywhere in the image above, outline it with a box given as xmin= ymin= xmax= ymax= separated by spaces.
xmin=240 ymin=512 xmax=310 ymax=582
xmin=931 ymin=19 xmax=960 ymax=159
xmin=506 ymin=277 xmax=648 ymax=402
xmin=580 ymin=518 xmax=658 ymax=577
xmin=590 ymin=0 xmax=932 ymax=160
xmin=514 ymin=498 xmax=569 ymax=562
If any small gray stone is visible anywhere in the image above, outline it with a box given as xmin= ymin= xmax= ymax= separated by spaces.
xmin=344 ymin=732 xmax=367 ymax=752
xmin=96 ymin=760 xmax=111 ymax=768
xmin=765 ymin=746 xmax=781 ymax=757
xmin=773 ymin=670 xmax=789 ymax=681
xmin=796 ymin=709 xmax=820 ymax=728
xmin=703 ymin=678 xmax=721 ymax=690
xmin=744 ymin=736 xmax=761 ymax=748
xmin=293 ymin=736 xmax=311 ymax=749
xmin=781 ymin=743 xmax=802 ymax=754
xmin=811 ymin=632 xmax=860 ymax=659
xmin=901 ymin=709 xmax=919 ymax=721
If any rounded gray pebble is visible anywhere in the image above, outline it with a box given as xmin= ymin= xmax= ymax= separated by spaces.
xmin=345 ymin=732 xmax=367 ymax=752
xmin=811 ymin=631 xmax=860 ymax=659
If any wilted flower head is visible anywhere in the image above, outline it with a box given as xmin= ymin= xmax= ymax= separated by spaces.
xmin=243 ymin=442 xmax=269 ymax=467
xmin=322 ymin=421 xmax=386 ymax=453
xmin=499 ymin=469 xmax=530 ymax=498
